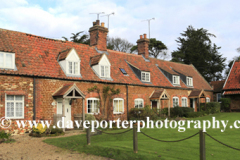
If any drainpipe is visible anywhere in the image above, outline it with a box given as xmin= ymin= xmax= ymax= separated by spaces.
xmin=33 ymin=77 xmax=36 ymax=120
xmin=126 ymin=85 xmax=129 ymax=120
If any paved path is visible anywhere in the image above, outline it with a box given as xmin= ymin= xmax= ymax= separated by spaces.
xmin=0 ymin=132 xmax=110 ymax=160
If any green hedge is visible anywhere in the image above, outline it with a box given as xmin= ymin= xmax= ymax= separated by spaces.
xmin=161 ymin=106 xmax=194 ymax=117
xmin=221 ymin=98 xmax=231 ymax=111
xmin=129 ymin=106 xmax=159 ymax=121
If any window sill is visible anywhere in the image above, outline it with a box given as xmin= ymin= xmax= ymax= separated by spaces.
xmin=86 ymin=113 xmax=99 ymax=115
xmin=5 ymin=117 xmax=24 ymax=119
xmin=113 ymin=112 xmax=124 ymax=115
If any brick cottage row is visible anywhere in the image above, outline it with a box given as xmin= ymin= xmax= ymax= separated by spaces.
xmin=0 ymin=20 xmax=213 ymax=134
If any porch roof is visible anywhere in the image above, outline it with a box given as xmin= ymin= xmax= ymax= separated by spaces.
xmin=53 ymin=83 xmax=85 ymax=98
xmin=188 ymin=90 xmax=206 ymax=98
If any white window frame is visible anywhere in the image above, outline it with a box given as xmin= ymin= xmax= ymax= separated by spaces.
xmin=206 ymin=97 xmax=210 ymax=103
xmin=173 ymin=75 xmax=180 ymax=85
xmin=87 ymin=98 xmax=100 ymax=114
xmin=113 ymin=98 xmax=124 ymax=114
xmin=67 ymin=61 xmax=80 ymax=75
xmin=0 ymin=52 xmax=15 ymax=69
xmin=100 ymin=65 xmax=110 ymax=78
xmin=181 ymin=97 xmax=188 ymax=107
xmin=217 ymin=93 xmax=222 ymax=102
xmin=5 ymin=95 xmax=24 ymax=119
xmin=187 ymin=77 xmax=193 ymax=86
xmin=141 ymin=72 xmax=150 ymax=82
xmin=134 ymin=98 xmax=144 ymax=108
xmin=173 ymin=96 xmax=179 ymax=107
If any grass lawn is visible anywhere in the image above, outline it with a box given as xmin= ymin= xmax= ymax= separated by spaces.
xmin=44 ymin=113 xmax=240 ymax=160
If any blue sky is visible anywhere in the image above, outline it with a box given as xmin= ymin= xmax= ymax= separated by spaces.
xmin=0 ymin=0 xmax=239 ymax=63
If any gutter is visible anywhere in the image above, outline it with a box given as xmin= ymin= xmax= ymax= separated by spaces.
xmin=126 ymin=85 xmax=129 ymax=121
xmin=33 ymin=77 xmax=36 ymax=120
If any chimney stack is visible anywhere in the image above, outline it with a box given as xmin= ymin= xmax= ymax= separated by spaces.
xmin=137 ymin=34 xmax=149 ymax=58
xmin=89 ymin=20 xmax=109 ymax=51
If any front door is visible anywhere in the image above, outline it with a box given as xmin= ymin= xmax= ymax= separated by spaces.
xmin=190 ymin=98 xmax=195 ymax=112
xmin=152 ymin=101 xmax=158 ymax=109
xmin=57 ymin=99 xmax=71 ymax=127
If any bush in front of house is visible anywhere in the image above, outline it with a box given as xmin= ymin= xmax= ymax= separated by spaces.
xmin=221 ymin=98 xmax=231 ymax=111
xmin=0 ymin=130 xmax=14 ymax=143
xmin=32 ymin=123 xmax=46 ymax=134
xmin=161 ymin=106 xmax=194 ymax=117
xmin=129 ymin=106 xmax=159 ymax=121
xmin=205 ymin=102 xmax=220 ymax=114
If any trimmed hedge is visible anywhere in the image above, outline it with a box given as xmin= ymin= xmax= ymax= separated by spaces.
xmin=205 ymin=102 xmax=220 ymax=114
xmin=221 ymin=98 xmax=231 ymax=111
xmin=129 ymin=106 xmax=159 ymax=121
xmin=161 ymin=106 xmax=194 ymax=117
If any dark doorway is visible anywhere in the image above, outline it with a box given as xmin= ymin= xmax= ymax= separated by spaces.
xmin=152 ymin=101 xmax=157 ymax=109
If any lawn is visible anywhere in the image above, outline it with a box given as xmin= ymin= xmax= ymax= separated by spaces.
xmin=44 ymin=113 xmax=240 ymax=160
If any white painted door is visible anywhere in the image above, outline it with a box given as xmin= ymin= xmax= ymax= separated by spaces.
xmin=57 ymin=99 xmax=71 ymax=128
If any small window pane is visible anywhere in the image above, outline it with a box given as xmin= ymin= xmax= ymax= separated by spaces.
xmin=101 ymin=66 xmax=105 ymax=77
xmin=7 ymin=95 xmax=14 ymax=101
xmin=105 ymin=66 xmax=109 ymax=77
xmin=94 ymin=100 xmax=98 ymax=113
xmin=69 ymin=62 xmax=72 ymax=74
xmin=119 ymin=100 xmax=123 ymax=112
xmin=7 ymin=102 xmax=14 ymax=117
xmin=142 ymin=73 xmax=145 ymax=81
xmin=74 ymin=62 xmax=78 ymax=74
xmin=113 ymin=100 xmax=118 ymax=112
xmin=6 ymin=54 xmax=13 ymax=68
xmin=0 ymin=53 xmax=3 ymax=67
xmin=15 ymin=96 xmax=23 ymax=101
xmin=16 ymin=102 xmax=23 ymax=117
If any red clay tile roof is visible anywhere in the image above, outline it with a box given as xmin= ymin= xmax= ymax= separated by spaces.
xmin=224 ymin=90 xmax=240 ymax=95
xmin=58 ymin=48 xmax=71 ymax=61
xmin=53 ymin=84 xmax=73 ymax=97
xmin=90 ymin=54 xmax=103 ymax=66
xmin=223 ymin=61 xmax=240 ymax=91
xmin=0 ymin=28 xmax=212 ymax=90
xmin=158 ymin=65 xmax=179 ymax=75
xmin=189 ymin=90 xmax=202 ymax=97
xmin=210 ymin=80 xmax=225 ymax=93
xmin=150 ymin=89 xmax=164 ymax=99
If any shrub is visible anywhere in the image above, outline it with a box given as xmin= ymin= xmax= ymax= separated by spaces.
xmin=161 ymin=107 xmax=194 ymax=117
xmin=205 ymin=102 xmax=220 ymax=114
xmin=49 ymin=126 xmax=63 ymax=134
xmin=221 ymin=98 xmax=231 ymax=111
xmin=0 ymin=130 xmax=11 ymax=139
xmin=129 ymin=106 xmax=159 ymax=121
xmin=85 ymin=114 xmax=96 ymax=121
xmin=32 ymin=123 xmax=46 ymax=134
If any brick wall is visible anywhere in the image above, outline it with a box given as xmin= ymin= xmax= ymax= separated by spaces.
xmin=0 ymin=75 xmax=33 ymax=134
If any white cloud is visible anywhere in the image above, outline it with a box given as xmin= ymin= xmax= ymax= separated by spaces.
xmin=0 ymin=0 xmax=239 ymax=63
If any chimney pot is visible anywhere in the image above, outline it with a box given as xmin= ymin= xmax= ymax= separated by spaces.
xmin=101 ymin=22 xmax=105 ymax=27
xmin=96 ymin=20 xmax=100 ymax=25
xmin=143 ymin=34 xmax=147 ymax=39
xmin=140 ymin=35 xmax=143 ymax=39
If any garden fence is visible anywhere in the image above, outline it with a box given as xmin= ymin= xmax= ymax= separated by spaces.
xmin=86 ymin=126 xmax=240 ymax=160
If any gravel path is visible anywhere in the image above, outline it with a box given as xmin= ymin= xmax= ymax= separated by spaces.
xmin=0 ymin=132 xmax=111 ymax=160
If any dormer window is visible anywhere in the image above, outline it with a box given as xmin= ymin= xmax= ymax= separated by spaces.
xmin=68 ymin=61 xmax=79 ymax=75
xmin=91 ymin=54 xmax=111 ymax=79
xmin=173 ymin=75 xmax=180 ymax=85
xmin=0 ymin=52 xmax=15 ymax=69
xmin=141 ymin=72 xmax=150 ymax=82
xmin=58 ymin=48 xmax=81 ymax=77
xmin=187 ymin=77 xmax=193 ymax=86
xmin=100 ymin=65 xmax=110 ymax=78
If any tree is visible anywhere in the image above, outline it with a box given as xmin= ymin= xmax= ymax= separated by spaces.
xmin=130 ymin=38 xmax=168 ymax=59
xmin=107 ymin=37 xmax=134 ymax=53
xmin=171 ymin=25 xmax=226 ymax=82
xmin=62 ymin=31 xmax=90 ymax=45
xmin=224 ymin=48 xmax=240 ymax=78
